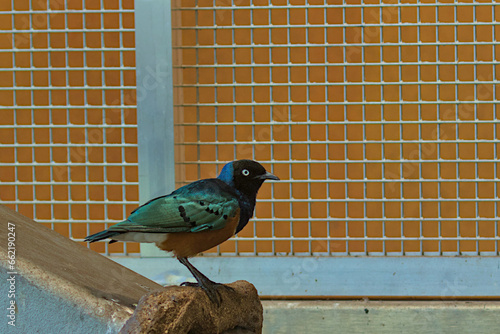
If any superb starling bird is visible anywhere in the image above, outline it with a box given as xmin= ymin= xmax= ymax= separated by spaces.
xmin=85 ymin=159 xmax=279 ymax=304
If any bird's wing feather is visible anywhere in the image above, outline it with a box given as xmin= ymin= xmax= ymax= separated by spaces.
xmin=107 ymin=180 xmax=240 ymax=234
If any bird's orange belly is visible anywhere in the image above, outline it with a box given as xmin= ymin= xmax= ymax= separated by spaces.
xmin=158 ymin=209 xmax=240 ymax=258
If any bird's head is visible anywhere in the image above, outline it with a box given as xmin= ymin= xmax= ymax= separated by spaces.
xmin=218 ymin=159 xmax=279 ymax=198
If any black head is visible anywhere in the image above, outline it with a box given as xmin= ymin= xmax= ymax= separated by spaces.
xmin=218 ymin=159 xmax=279 ymax=198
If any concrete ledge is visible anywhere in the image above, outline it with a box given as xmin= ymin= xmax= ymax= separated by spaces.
xmin=112 ymin=256 xmax=500 ymax=297
xmin=262 ymin=300 xmax=500 ymax=334
xmin=0 ymin=204 xmax=162 ymax=333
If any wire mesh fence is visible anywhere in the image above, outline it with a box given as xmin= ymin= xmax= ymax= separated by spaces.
xmin=0 ymin=0 xmax=139 ymax=255
xmin=1 ymin=1 xmax=499 ymax=258
xmin=172 ymin=0 xmax=500 ymax=256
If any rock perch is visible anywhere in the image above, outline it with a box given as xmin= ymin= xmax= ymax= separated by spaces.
xmin=120 ymin=280 xmax=263 ymax=334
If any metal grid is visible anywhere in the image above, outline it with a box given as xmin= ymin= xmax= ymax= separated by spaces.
xmin=172 ymin=1 xmax=500 ymax=256
xmin=0 ymin=0 xmax=139 ymax=255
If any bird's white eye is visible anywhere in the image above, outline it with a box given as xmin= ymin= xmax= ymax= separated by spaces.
xmin=242 ymin=169 xmax=250 ymax=176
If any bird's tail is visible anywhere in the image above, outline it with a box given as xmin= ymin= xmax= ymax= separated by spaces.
xmin=84 ymin=230 xmax=121 ymax=243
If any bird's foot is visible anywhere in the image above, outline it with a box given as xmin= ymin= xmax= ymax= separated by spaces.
xmin=180 ymin=281 xmax=199 ymax=287
xmin=180 ymin=280 xmax=234 ymax=306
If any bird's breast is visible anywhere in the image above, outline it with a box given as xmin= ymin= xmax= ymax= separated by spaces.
xmin=157 ymin=208 xmax=241 ymax=258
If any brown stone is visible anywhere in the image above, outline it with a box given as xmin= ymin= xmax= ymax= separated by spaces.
xmin=120 ymin=280 xmax=263 ymax=334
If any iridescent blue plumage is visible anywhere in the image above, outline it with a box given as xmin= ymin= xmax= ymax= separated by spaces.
xmin=217 ymin=161 xmax=234 ymax=186
xmin=216 ymin=161 xmax=255 ymax=233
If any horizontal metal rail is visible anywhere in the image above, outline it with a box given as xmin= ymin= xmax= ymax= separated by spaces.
xmin=1 ymin=9 xmax=134 ymax=14
xmin=172 ymin=3 xmax=498 ymax=10
xmin=176 ymin=140 xmax=500 ymax=145
xmin=4 ymin=28 xmax=134 ymax=33
xmin=175 ymin=60 xmax=500 ymax=67
xmin=0 ymin=48 xmax=135 ymax=52
xmin=174 ymin=41 xmax=500 ymax=48
xmin=173 ymin=22 xmax=500 ymax=29
xmin=176 ymin=80 xmax=499 ymax=87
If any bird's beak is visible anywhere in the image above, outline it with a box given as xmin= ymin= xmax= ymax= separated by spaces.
xmin=258 ymin=172 xmax=280 ymax=181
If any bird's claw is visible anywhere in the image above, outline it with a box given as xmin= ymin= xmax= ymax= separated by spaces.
xmin=180 ymin=281 xmax=233 ymax=306
xmin=203 ymin=284 xmax=222 ymax=306
xmin=180 ymin=281 xmax=199 ymax=287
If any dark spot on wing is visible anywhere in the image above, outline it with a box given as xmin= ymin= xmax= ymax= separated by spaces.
xmin=223 ymin=214 xmax=228 ymax=220
xmin=205 ymin=207 xmax=220 ymax=216
xmin=178 ymin=205 xmax=190 ymax=223
xmin=200 ymin=201 xmax=205 ymax=206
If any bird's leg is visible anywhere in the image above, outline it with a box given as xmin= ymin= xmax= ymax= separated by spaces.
xmin=178 ymin=257 xmax=231 ymax=305
xmin=179 ymin=257 xmax=216 ymax=287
